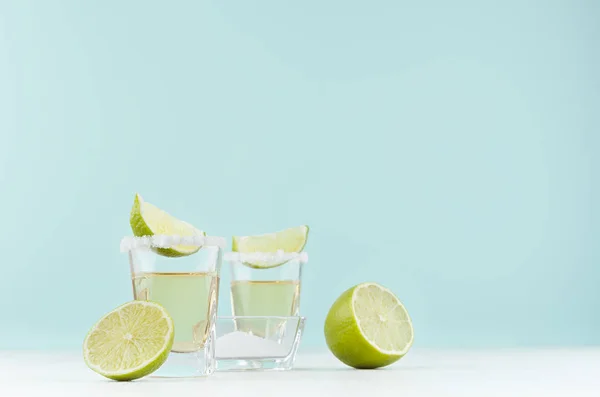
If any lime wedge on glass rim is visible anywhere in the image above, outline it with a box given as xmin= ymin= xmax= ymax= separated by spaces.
xmin=83 ymin=301 xmax=174 ymax=381
xmin=130 ymin=193 xmax=204 ymax=257
xmin=324 ymin=282 xmax=414 ymax=369
xmin=232 ymin=225 xmax=309 ymax=268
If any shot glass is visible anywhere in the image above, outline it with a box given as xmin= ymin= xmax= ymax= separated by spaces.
xmin=225 ymin=251 xmax=308 ymax=338
xmin=122 ymin=234 xmax=225 ymax=377
xmin=215 ymin=316 xmax=306 ymax=371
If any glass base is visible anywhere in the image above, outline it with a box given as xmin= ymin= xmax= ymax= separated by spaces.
xmin=216 ymin=357 xmax=295 ymax=371
xmin=151 ymin=348 xmax=215 ymax=378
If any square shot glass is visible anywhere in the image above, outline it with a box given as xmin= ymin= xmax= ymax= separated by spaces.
xmin=215 ymin=316 xmax=306 ymax=371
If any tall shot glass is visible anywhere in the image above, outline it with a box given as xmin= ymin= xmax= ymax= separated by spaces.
xmin=122 ymin=235 xmax=225 ymax=377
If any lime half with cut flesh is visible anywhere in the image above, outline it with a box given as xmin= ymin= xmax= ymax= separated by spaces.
xmin=232 ymin=225 xmax=309 ymax=268
xmin=83 ymin=301 xmax=174 ymax=381
xmin=324 ymin=282 xmax=414 ymax=369
xmin=130 ymin=193 xmax=204 ymax=257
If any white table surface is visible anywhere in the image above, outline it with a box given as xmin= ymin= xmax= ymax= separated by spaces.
xmin=0 ymin=349 xmax=598 ymax=397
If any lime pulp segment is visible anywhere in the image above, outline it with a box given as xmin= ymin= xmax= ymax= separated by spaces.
xmin=353 ymin=283 xmax=414 ymax=355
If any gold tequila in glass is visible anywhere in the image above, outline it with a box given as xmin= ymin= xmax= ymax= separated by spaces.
xmin=132 ymin=271 xmax=219 ymax=353
xmin=230 ymin=280 xmax=300 ymax=318
xmin=226 ymin=252 xmax=307 ymax=337
xmin=125 ymin=235 xmax=224 ymax=377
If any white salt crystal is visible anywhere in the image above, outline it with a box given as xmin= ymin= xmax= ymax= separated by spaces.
xmin=216 ymin=331 xmax=289 ymax=359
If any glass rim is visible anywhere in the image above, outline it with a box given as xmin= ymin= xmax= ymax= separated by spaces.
xmin=223 ymin=251 xmax=308 ymax=264
xmin=120 ymin=234 xmax=226 ymax=252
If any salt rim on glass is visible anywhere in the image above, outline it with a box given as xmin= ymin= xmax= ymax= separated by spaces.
xmin=224 ymin=251 xmax=308 ymax=266
xmin=120 ymin=234 xmax=226 ymax=252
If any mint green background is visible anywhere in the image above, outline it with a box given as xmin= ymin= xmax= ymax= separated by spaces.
xmin=1 ymin=1 xmax=598 ymax=349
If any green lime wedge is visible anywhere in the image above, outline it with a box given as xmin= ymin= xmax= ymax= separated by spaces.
xmin=83 ymin=301 xmax=174 ymax=381
xmin=232 ymin=225 xmax=309 ymax=268
xmin=324 ymin=282 xmax=414 ymax=369
xmin=130 ymin=193 xmax=204 ymax=257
